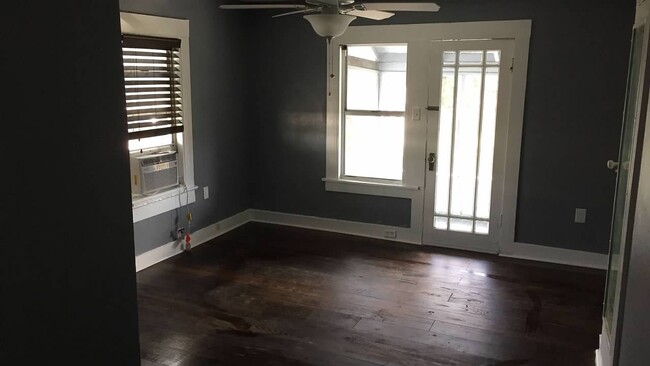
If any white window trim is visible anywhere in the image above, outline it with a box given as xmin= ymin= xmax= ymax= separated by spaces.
xmin=325 ymin=20 xmax=531 ymax=246
xmin=322 ymin=178 xmax=419 ymax=198
xmin=121 ymin=12 xmax=196 ymax=223
xmin=332 ymin=43 xmax=410 ymax=192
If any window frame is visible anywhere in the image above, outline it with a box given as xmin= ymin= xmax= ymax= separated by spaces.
xmin=120 ymin=12 xmax=196 ymax=223
xmin=340 ymin=45 xmax=408 ymax=183
xmin=325 ymin=37 xmax=421 ymax=198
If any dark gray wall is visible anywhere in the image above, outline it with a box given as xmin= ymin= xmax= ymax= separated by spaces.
xmin=245 ymin=0 xmax=635 ymax=253
xmin=242 ymin=12 xmax=412 ymax=227
xmin=119 ymin=0 xmax=252 ymax=254
xmin=119 ymin=0 xmax=634 ymax=254
xmin=1 ymin=1 xmax=140 ymax=364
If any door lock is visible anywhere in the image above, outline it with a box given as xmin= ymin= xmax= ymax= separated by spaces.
xmin=428 ymin=153 xmax=436 ymax=171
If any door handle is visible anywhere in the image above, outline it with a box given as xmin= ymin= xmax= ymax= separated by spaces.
xmin=428 ymin=153 xmax=436 ymax=171
xmin=607 ymin=160 xmax=619 ymax=172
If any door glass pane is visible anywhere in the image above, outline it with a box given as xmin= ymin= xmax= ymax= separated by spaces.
xmin=475 ymin=220 xmax=489 ymax=234
xmin=443 ymin=51 xmax=456 ymax=65
xmin=486 ymin=50 xmax=500 ymax=65
xmin=436 ymin=66 xmax=456 ymax=214
xmin=476 ymin=65 xmax=500 ymax=219
xmin=450 ymin=66 xmax=482 ymax=217
xmin=450 ymin=218 xmax=473 ymax=232
xmin=459 ymin=51 xmax=483 ymax=65
xmin=433 ymin=50 xmax=501 ymax=235
xmin=603 ymin=26 xmax=645 ymax=335
xmin=434 ymin=216 xmax=448 ymax=230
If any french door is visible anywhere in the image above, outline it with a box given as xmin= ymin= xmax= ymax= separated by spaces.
xmin=422 ymin=40 xmax=514 ymax=253
xmin=599 ymin=18 xmax=650 ymax=366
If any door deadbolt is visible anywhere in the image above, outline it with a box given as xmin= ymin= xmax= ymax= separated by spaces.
xmin=428 ymin=153 xmax=436 ymax=171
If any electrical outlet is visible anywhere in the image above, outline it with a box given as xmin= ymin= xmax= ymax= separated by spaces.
xmin=384 ymin=229 xmax=397 ymax=239
xmin=203 ymin=186 xmax=210 ymax=200
xmin=575 ymin=208 xmax=587 ymax=224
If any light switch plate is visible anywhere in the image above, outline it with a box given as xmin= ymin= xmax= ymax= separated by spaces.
xmin=203 ymin=186 xmax=209 ymax=200
xmin=413 ymin=107 xmax=421 ymax=121
xmin=575 ymin=208 xmax=587 ymax=223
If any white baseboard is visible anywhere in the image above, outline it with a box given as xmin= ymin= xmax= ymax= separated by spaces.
xmin=595 ymin=348 xmax=603 ymax=366
xmin=248 ymin=210 xmax=607 ymax=269
xmin=597 ymin=322 xmax=613 ymax=366
xmin=136 ymin=209 xmax=608 ymax=272
xmin=500 ymin=241 xmax=608 ymax=270
xmin=248 ymin=209 xmax=420 ymax=245
xmin=135 ymin=209 xmax=251 ymax=272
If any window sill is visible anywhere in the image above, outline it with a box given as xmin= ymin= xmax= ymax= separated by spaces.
xmin=132 ymin=185 xmax=197 ymax=223
xmin=322 ymin=178 xmax=419 ymax=198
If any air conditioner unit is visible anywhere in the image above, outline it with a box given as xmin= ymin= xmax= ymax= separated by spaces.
xmin=130 ymin=151 xmax=179 ymax=195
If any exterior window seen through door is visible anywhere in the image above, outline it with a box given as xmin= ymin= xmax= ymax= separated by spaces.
xmin=434 ymin=50 xmax=501 ymax=234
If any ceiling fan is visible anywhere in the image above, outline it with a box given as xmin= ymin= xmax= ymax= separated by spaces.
xmin=219 ymin=0 xmax=440 ymax=38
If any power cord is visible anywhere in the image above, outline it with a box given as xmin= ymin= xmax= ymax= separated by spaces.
xmin=176 ymin=184 xmax=193 ymax=252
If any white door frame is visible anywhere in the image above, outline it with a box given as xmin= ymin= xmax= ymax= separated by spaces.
xmin=327 ymin=21 xmax=531 ymax=247
xmin=422 ymin=40 xmax=515 ymax=254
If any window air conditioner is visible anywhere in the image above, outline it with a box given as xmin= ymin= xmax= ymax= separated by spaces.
xmin=130 ymin=151 xmax=179 ymax=195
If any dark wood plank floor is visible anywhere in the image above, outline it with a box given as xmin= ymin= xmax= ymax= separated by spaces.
xmin=137 ymin=223 xmax=606 ymax=366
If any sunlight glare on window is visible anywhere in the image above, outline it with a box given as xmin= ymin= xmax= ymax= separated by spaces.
xmin=379 ymin=72 xmax=406 ymax=111
xmin=343 ymin=44 xmax=407 ymax=181
xmin=347 ymin=67 xmax=379 ymax=110
xmin=344 ymin=115 xmax=404 ymax=180
xmin=433 ymin=50 xmax=501 ymax=235
xmin=128 ymin=134 xmax=175 ymax=152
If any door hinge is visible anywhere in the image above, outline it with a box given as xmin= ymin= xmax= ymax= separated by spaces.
xmin=500 ymin=214 xmax=503 ymax=227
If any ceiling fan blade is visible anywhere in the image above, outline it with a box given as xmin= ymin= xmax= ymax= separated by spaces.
xmin=347 ymin=9 xmax=394 ymax=20
xmin=272 ymin=8 xmax=318 ymax=18
xmin=362 ymin=2 xmax=440 ymax=12
xmin=220 ymin=4 xmax=308 ymax=10
xmin=308 ymin=0 xmax=340 ymax=6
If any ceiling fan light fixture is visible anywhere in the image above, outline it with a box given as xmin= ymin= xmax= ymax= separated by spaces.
xmin=303 ymin=14 xmax=356 ymax=38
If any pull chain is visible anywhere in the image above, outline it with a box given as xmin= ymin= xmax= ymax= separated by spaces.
xmin=327 ymin=36 xmax=334 ymax=97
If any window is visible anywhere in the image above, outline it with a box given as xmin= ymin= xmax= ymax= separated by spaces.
xmin=341 ymin=44 xmax=407 ymax=181
xmin=121 ymin=12 xmax=196 ymax=223
xmin=122 ymin=35 xmax=183 ymax=154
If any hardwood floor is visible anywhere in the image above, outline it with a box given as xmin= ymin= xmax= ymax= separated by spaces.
xmin=137 ymin=223 xmax=606 ymax=366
